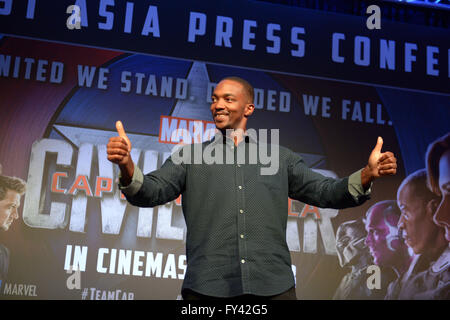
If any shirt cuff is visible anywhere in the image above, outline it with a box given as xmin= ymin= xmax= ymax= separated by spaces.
xmin=118 ymin=164 xmax=144 ymax=197
xmin=348 ymin=168 xmax=372 ymax=202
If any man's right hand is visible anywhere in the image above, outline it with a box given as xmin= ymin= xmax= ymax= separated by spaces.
xmin=107 ymin=121 xmax=134 ymax=186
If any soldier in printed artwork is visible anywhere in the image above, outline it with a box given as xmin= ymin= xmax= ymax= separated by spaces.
xmin=364 ymin=201 xmax=412 ymax=299
xmin=333 ymin=219 xmax=377 ymax=300
xmin=385 ymin=169 xmax=446 ymax=299
xmin=403 ymin=133 xmax=450 ymax=300
xmin=0 ymin=171 xmax=26 ymax=283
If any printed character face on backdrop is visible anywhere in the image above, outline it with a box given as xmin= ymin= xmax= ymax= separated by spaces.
xmin=0 ymin=189 xmax=22 ymax=231
xmin=434 ymin=149 xmax=450 ymax=242
xmin=335 ymin=220 xmax=368 ymax=268
xmin=364 ymin=201 xmax=405 ymax=267
xmin=397 ymin=182 xmax=441 ymax=254
xmin=210 ymin=79 xmax=254 ymax=132
xmin=0 ymin=175 xmax=26 ymax=232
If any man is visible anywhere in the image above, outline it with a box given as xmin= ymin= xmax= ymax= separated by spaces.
xmin=364 ymin=200 xmax=411 ymax=296
xmin=107 ymin=76 xmax=398 ymax=299
xmin=427 ymin=133 xmax=450 ymax=243
xmin=401 ymin=133 xmax=450 ymax=300
xmin=397 ymin=169 xmax=446 ymax=256
xmin=333 ymin=219 xmax=378 ymax=300
xmin=384 ymin=169 xmax=447 ymax=299
xmin=0 ymin=174 xmax=26 ymax=283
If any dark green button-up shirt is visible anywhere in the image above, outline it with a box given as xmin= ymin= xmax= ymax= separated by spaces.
xmin=120 ymin=132 xmax=371 ymax=297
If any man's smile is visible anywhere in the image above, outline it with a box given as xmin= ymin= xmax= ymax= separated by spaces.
xmin=214 ymin=112 xmax=229 ymax=120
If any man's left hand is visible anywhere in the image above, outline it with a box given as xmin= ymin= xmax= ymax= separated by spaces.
xmin=361 ymin=137 xmax=397 ymax=189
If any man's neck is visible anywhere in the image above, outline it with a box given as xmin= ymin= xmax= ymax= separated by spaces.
xmin=220 ymin=128 xmax=246 ymax=146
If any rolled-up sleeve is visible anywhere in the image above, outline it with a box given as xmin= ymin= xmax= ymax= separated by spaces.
xmin=348 ymin=168 xmax=372 ymax=203
xmin=118 ymin=163 xmax=144 ymax=197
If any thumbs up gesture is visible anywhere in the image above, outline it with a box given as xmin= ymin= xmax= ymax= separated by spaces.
xmin=107 ymin=121 xmax=132 ymax=165
xmin=361 ymin=137 xmax=397 ymax=189
xmin=115 ymin=120 xmax=131 ymax=152
xmin=107 ymin=121 xmax=134 ymax=184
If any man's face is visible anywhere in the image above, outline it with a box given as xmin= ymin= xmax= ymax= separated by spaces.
xmin=397 ymin=184 xmax=437 ymax=254
xmin=335 ymin=224 xmax=367 ymax=267
xmin=434 ymin=149 xmax=450 ymax=242
xmin=210 ymin=80 xmax=252 ymax=131
xmin=0 ymin=190 xmax=21 ymax=231
xmin=364 ymin=207 xmax=400 ymax=267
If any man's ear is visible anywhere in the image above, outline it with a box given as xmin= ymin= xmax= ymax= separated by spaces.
xmin=244 ymin=103 xmax=255 ymax=117
xmin=426 ymin=198 xmax=439 ymax=219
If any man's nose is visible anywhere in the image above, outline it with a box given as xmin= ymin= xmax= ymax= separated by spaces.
xmin=214 ymin=102 xmax=225 ymax=110
xmin=433 ymin=196 xmax=449 ymax=227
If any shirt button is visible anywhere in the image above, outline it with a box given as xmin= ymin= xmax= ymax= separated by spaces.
xmin=239 ymin=209 xmax=244 ymax=214
xmin=240 ymin=234 xmax=244 ymax=239
xmin=241 ymin=259 xmax=246 ymax=264
xmin=238 ymin=185 xmax=242 ymax=190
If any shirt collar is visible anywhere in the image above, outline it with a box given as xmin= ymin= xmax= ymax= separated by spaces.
xmin=211 ymin=130 xmax=257 ymax=145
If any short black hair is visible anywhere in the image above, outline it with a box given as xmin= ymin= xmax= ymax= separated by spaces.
xmin=398 ymin=169 xmax=440 ymax=204
xmin=221 ymin=76 xmax=254 ymax=103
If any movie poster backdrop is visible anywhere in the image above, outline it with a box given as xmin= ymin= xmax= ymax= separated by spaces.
xmin=0 ymin=0 xmax=448 ymax=299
